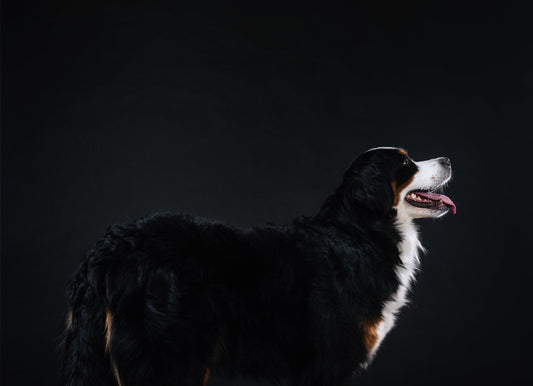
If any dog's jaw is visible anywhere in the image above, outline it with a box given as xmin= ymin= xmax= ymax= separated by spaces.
xmin=395 ymin=158 xmax=454 ymax=219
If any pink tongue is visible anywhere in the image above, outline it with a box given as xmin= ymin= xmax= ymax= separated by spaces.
xmin=417 ymin=192 xmax=457 ymax=214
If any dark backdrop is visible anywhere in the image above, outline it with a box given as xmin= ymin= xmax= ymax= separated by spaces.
xmin=2 ymin=2 xmax=532 ymax=385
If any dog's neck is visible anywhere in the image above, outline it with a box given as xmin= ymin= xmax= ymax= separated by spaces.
xmin=394 ymin=211 xmax=425 ymax=267
xmin=317 ymin=195 xmax=396 ymax=227
xmin=364 ymin=212 xmax=425 ymax=365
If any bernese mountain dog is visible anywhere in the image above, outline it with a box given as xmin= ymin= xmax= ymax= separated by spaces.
xmin=60 ymin=147 xmax=455 ymax=386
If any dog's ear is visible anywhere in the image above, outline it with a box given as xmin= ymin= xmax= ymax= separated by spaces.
xmin=342 ymin=157 xmax=394 ymax=216
xmin=318 ymin=153 xmax=396 ymax=220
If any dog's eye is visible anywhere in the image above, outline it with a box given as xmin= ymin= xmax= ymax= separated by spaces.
xmin=402 ymin=159 xmax=410 ymax=166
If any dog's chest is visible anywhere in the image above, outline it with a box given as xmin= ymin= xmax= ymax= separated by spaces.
xmin=365 ymin=219 xmax=422 ymax=363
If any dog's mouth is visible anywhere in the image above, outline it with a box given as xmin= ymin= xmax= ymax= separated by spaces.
xmin=405 ymin=190 xmax=456 ymax=214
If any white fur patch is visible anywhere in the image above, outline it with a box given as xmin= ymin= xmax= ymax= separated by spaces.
xmin=363 ymin=155 xmax=451 ymax=364
xmin=365 ymin=213 xmax=424 ymax=363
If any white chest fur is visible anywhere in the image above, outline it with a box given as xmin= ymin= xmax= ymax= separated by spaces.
xmin=366 ymin=215 xmax=424 ymax=363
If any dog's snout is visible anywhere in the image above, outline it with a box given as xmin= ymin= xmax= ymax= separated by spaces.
xmin=439 ymin=157 xmax=451 ymax=168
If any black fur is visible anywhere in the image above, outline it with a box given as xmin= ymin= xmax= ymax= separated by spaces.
xmin=60 ymin=148 xmax=420 ymax=386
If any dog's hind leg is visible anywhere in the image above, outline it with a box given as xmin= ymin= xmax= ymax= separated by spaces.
xmin=106 ymin=287 xmax=215 ymax=386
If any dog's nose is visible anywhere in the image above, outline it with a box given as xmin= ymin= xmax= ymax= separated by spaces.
xmin=439 ymin=157 xmax=451 ymax=168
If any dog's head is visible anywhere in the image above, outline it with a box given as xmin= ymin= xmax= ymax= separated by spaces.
xmin=325 ymin=147 xmax=456 ymax=220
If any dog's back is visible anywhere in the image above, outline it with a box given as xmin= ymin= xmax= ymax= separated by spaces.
xmin=61 ymin=214 xmax=327 ymax=385
xmin=60 ymin=148 xmax=455 ymax=386
xmin=61 ymin=212 xmax=383 ymax=385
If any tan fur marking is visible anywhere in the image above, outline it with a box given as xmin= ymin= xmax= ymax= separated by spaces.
xmin=105 ymin=308 xmax=113 ymax=353
xmin=361 ymin=318 xmax=382 ymax=352
xmin=391 ymin=174 xmax=415 ymax=206
xmin=203 ymin=368 xmax=210 ymax=386
xmin=104 ymin=308 xmax=123 ymax=386
xmin=398 ymin=148 xmax=408 ymax=156
xmin=112 ymin=362 xmax=123 ymax=386
xmin=65 ymin=309 xmax=73 ymax=330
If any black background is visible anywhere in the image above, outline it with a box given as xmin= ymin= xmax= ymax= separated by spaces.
xmin=2 ymin=2 xmax=532 ymax=385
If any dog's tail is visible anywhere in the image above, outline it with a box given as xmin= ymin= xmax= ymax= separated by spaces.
xmin=59 ymin=256 xmax=114 ymax=386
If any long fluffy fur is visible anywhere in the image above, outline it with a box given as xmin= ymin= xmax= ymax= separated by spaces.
xmin=59 ymin=148 xmax=434 ymax=386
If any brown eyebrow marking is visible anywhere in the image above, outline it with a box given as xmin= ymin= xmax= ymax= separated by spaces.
xmin=398 ymin=148 xmax=408 ymax=156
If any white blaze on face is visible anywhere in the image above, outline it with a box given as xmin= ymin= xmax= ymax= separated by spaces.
xmin=395 ymin=157 xmax=453 ymax=219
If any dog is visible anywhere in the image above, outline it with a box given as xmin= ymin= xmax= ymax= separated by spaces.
xmin=60 ymin=147 xmax=455 ymax=386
